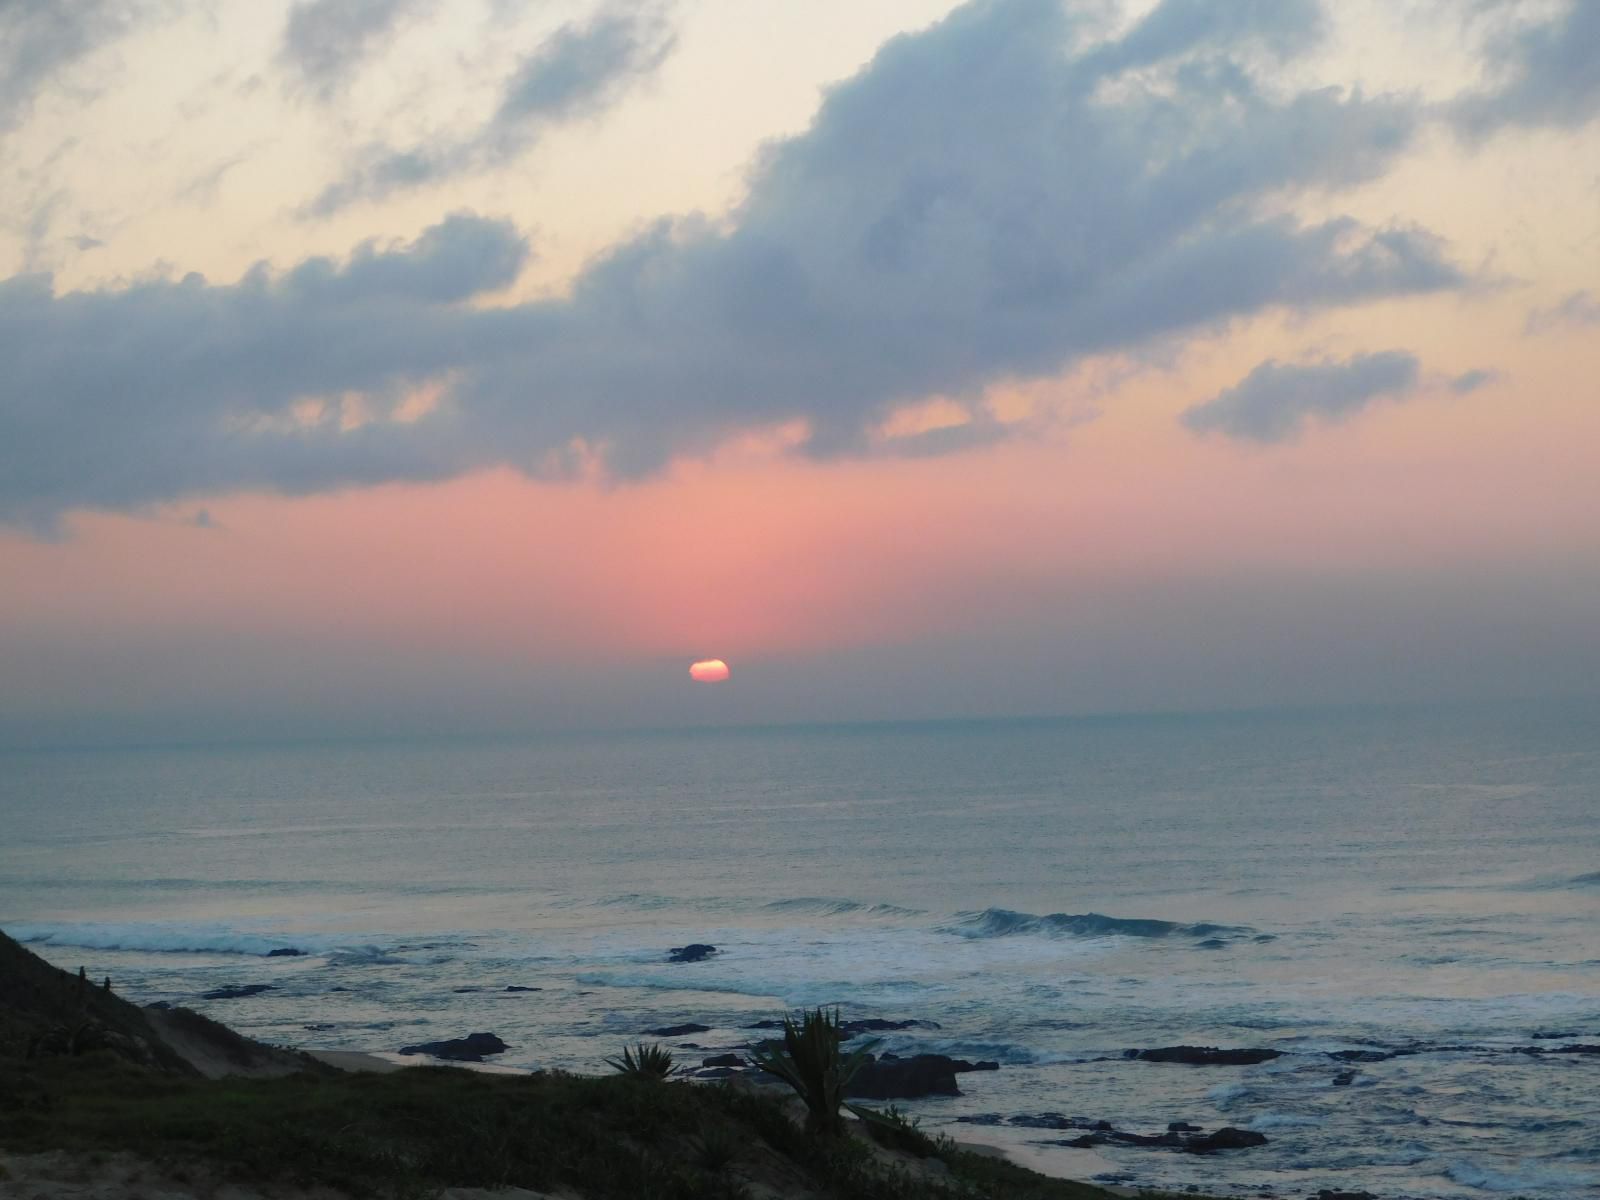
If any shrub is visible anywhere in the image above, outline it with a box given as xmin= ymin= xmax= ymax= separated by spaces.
xmin=604 ymin=1042 xmax=675 ymax=1078
xmin=746 ymin=1008 xmax=878 ymax=1136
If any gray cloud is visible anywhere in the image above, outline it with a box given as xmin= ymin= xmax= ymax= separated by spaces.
xmin=1182 ymin=351 xmax=1422 ymax=442
xmin=0 ymin=0 xmax=142 ymax=135
xmin=307 ymin=5 xmax=675 ymax=215
xmin=279 ymin=0 xmax=433 ymax=101
xmin=2 ymin=0 xmax=1470 ymax=526
xmin=1448 ymin=367 xmax=1497 ymax=393
xmin=1525 ymin=288 xmax=1600 ymax=334
xmin=1453 ymin=0 xmax=1600 ymax=138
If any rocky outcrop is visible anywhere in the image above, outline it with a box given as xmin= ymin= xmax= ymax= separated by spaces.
xmin=398 ymin=1032 xmax=508 ymax=1061
xmin=847 ymin=1053 xmax=962 ymax=1099
xmin=198 ymin=984 xmax=276 ymax=1001
xmin=1124 ymin=1045 xmax=1282 ymax=1065
xmin=667 ymin=944 xmax=717 ymax=963
xmin=646 ymin=1023 xmax=711 ymax=1037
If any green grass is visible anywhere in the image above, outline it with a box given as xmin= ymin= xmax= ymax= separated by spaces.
xmin=0 ymin=1051 xmax=1205 ymax=1200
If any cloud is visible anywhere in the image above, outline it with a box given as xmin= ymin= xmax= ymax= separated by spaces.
xmin=0 ymin=0 xmax=143 ymax=135
xmin=1453 ymin=0 xmax=1600 ymax=138
xmin=307 ymin=5 xmax=676 ymax=215
xmin=278 ymin=0 xmax=433 ymax=101
xmin=1448 ymin=367 xmax=1497 ymax=394
xmin=1525 ymin=289 xmax=1600 ymax=334
xmin=1182 ymin=351 xmax=1422 ymax=442
xmin=2 ymin=0 xmax=1470 ymax=525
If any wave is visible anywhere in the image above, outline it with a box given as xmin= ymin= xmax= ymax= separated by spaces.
xmin=943 ymin=908 xmax=1256 ymax=942
xmin=10 ymin=920 xmax=346 ymax=958
xmin=762 ymin=897 xmax=925 ymax=919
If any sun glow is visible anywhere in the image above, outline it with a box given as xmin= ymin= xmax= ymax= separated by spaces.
xmin=689 ymin=659 xmax=731 ymax=683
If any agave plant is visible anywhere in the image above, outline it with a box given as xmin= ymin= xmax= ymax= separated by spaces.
xmin=605 ymin=1041 xmax=675 ymax=1078
xmin=746 ymin=1008 xmax=879 ymax=1136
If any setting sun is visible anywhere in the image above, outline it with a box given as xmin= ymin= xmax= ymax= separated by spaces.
xmin=688 ymin=659 xmax=731 ymax=683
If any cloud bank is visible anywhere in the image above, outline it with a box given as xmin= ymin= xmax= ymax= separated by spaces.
xmin=1453 ymin=0 xmax=1600 ymax=139
xmin=2 ymin=0 xmax=1477 ymax=526
xmin=279 ymin=0 xmax=435 ymax=102
xmin=1182 ymin=351 xmax=1422 ymax=442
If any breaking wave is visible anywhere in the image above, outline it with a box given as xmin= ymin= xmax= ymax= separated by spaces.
xmin=943 ymin=908 xmax=1257 ymax=942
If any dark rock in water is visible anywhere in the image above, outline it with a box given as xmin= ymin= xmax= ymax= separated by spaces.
xmin=702 ymin=1053 xmax=744 ymax=1068
xmin=646 ymin=1022 xmax=711 ymax=1037
xmin=329 ymin=986 xmax=350 ymax=992
xmin=1127 ymin=1045 xmax=1282 ymax=1066
xmin=848 ymin=1053 xmax=961 ymax=1099
xmin=1313 ymin=1191 xmax=1378 ymax=1200
xmin=877 ymin=1050 xmax=996 ymax=1074
xmin=398 ymin=1032 xmax=508 ymax=1061
xmin=1009 ymin=1113 xmax=1111 ymax=1131
xmin=504 ymin=985 xmax=541 ymax=992
xmin=1328 ymin=1048 xmax=1398 ymax=1063
xmin=840 ymin=1017 xmax=942 ymax=1035
xmin=266 ymin=948 xmax=305 ymax=957
xmin=1052 ymin=1123 xmax=1266 ymax=1154
xmin=452 ymin=987 xmax=482 ymax=993
xmin=1531 ymin=1029 xmax=1579 ymax=1040
xmin=667 ymin=944 xmax=717 ymax=963
xmin=1182 ymin=1127 xmax=1267 ymax=1153
xmin=1332 ymin=1070 xmax=1358 ymax=1086
xmin=200 ymin=984 xmax=275 ymax=1001
xmin=1554 ymin=1043 xmax=1600 ymax=1055
xmin=955 ymin=1114 xmax=1006 ymax=1126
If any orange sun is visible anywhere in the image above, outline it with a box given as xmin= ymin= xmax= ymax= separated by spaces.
xmin=689 ymin=658 xmax=731 ymax=683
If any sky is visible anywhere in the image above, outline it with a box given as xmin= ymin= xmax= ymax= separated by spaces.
xmin=1 ymin=0 xmax=1597 ymax=746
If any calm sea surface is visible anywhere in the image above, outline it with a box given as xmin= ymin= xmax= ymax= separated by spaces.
xmin=3 ymin=702 xmax=1598 ymax=1197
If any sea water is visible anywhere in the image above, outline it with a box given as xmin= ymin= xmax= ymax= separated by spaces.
xmin=2 ymin=701 xmax=1597 ymax=1197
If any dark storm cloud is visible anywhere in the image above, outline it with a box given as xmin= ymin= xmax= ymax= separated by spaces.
xmin=1453 ymin=0 xmax=1600 ymax=138
xmin=307 ymin=5 xmax=676 ymax=215
xmin=0 ymin=0 xmax=143 ymax=134
xmin=278 ymin=0 xmax=433 ymax=101
xmin=1182 ymin=351 xmax=1422 ymax=443
xmin=2 ymin=0 xmax=1471 ymax=525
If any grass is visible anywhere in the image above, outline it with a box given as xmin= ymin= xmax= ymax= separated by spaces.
xmin=0 ymin=1050 xmax=1197 ymax=1200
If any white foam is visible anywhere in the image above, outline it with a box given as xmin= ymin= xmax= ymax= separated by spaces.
xmin=1246 ymin=1112 xmax=1322 ymax=1130
xmin=1445 ymin=1158 xmax=1599 ymax=1193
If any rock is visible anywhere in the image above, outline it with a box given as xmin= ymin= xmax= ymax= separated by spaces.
xmin=1332 ymin=1070 xmax=1358 ymax=1086
xmin=504 ymin=985 xmax=541 ymax=992
xmin=839 ymin=1018 xmax=942 ymax=1035
xmin=199 ymin=984 xmax=275 ymax=1001
xmin=1127 ymin=1046 xmax=1282 ymax=1066
xmin=702 ymin=1053 xmax=744 ymax=1068
xmin=266 ymin=948 xmax=305 ymax=957
xmin=398 ymin=1032 xmax=508 ymax=1061
xmin=955 ymin=1114 xmax=1005 ymax=1126
xmin=1312 ymin=1191 xmax=1377 ymax=1200
xmin=1182 ymin=1127 xmax=1268 ymax=1153
xmin=1168 ymin=1121 xmax=1203 ymax=1132
xmin=1531 ymin=1030 xmax=1579 ymax=1040
xmin=667 ymin=944 xmax=717 ymax=963
xmin=646 ymin=1023 xmax=711 ymax=1037
xmin=847 ymin=1053 xmax=961 ymax=1099
xmin=453 ymin=987 xmax=482 ymax=993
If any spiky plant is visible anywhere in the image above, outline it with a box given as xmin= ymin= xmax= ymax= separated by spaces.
xmin=746 ymin=1008 xmax=879 ymax=1136
xmin=604 ymin=1041 xmax=675 ymax=1078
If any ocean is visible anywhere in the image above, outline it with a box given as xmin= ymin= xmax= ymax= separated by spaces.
xmin=3 ymin=701 xmax=1597 ymax=1197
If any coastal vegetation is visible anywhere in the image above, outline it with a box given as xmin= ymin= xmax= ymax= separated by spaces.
xmin=1 ymin=930 xmax=1225 ymax=1199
